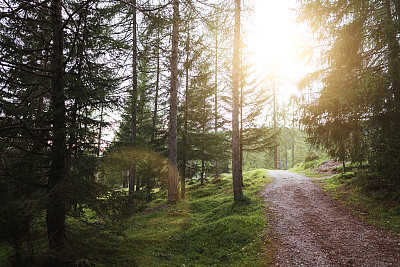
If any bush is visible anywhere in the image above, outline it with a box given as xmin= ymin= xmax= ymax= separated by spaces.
xmin=304 ymin=151 xmax=319 ymax=162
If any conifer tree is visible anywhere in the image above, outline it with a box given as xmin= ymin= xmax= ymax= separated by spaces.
xmin=168 ymin=0 xmax=180 ymax=203
xmin=0 ymin=0 xmax=122 ymax=260
xmin=232 ymin=0 xmax=243 ymax=200
xmin=298 ymin=0 xmax=400 ymax=180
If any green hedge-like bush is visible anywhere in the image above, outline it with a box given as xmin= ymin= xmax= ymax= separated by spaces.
xmin=304 ymin=151 xmax=319 ymax=162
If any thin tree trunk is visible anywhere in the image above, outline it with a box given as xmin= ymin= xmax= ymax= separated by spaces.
xmin=239 ymin=45 xmax=244 ymax=187
xmin=292 ymin=100 xmax=295 ymax=168
xmin=168 ymin=0 xmax=180 ymax=203
xmin=292 ymin=143 xmax=295 ymax=168
xmin=189 ymin=160 xmax=192 ymax=179
xmin=98 ymin=103 xmax=103 ymax=157
xmin=152 ymin=30 xmax=160 ymax=143
xmin=201 ymin=159 xmax=205 ymax=186
xmin=47 ymin=0 xmax=67 ymax=253
xmin=279 ymin=149 xmax=281 ymax=170
xmin=129 ymin=0 xmax=138 ymax=195
xmin=232 ymin=0 xmax=243 ymax=201
xmin=37 ymin=47 xmax=48 ymax=118
xmin=273 ymin=71 xmax=278 ymax=170
xmin=285 ymin=144 xmax=288 ymax=170
xmin=136 ymin=170 xmax=140 ymax=192
xmin=214 ymin=26 xmax=219 ymax=178
xmin=181 ymin=24 xmax=190 ymax=199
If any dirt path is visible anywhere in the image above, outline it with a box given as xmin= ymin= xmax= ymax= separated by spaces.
xmin=261 ymin=170 xmax=400 ymax=266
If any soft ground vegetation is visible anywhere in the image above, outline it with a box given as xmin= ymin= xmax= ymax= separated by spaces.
xmin=319 ymin=173 xmax=400 ymax=235
xmin=293 ymin=158 xmax=400 ymax=235
xmin=0 ymin=170 xmax=273 ymax=266
xmin=290 ymin=151 xmax=329 ymax=177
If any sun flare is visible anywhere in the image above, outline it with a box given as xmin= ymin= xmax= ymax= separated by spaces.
xmin=246 ymin=0 xmax=311 ymax=100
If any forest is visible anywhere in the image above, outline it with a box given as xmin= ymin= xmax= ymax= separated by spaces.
xmin=1 ymin=0 xmax=400 ymax=266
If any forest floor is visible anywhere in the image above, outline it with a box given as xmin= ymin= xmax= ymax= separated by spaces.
xmin=262 ymin=170 xmax=400 ymax=266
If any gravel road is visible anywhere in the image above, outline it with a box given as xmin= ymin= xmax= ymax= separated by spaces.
xmin=261 ymin=170 xmax=400 ymax=266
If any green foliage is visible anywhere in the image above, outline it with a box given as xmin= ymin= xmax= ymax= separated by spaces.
xmin=290 ymin=157 xmax=329 ymax=178
xmin=319 ymin=171 xmax=400 ymax=233
xmin=93 ymin=191 xmax=138 ymax=221
xmin=99 ymin=147 xmax=168 ymax=199
xmin=298 ymin=0 xmax=400 ymax=182
xmin=304 ymin=151 xmax=319 ymax=162
xmin=63 ymin=169 xmax=273 ymax=266
xmin=0 ymin=0 xmax=124 ymax=262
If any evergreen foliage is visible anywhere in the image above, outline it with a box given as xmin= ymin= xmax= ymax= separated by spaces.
xmin=0 ymin=0 xmax=123 ymax=262
xmin=0 ymin=0 xmax=285 ymax=263
xmin=299 ymin=0 xmax=400 ymax=183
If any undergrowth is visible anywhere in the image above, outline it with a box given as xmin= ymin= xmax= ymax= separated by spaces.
xmin=0 ymin=169 xmax=274 ymax=266
xmin=319 ymin=171 xmax=400 ymax=235
xmin=121 ymin=169 xmax=274 ymax=266
xmin=290 ymin=157 xmax=328 ymax=177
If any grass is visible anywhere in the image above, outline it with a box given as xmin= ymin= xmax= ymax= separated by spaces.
xmin=0 ymin=169 xmax=274 ymax=266
xmin=290 ymin=157 xmax=400 ymax=236
xmin=290 ymin=158 xmax=329 ymax=177
xmin=317 ymin=172 xmax=400 ymax=235
xmin=118 ymin=169 xmax=274 ymax=267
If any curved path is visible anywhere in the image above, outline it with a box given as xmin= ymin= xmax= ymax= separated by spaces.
xmin=261 ymin=170 xmax=400 ymax=266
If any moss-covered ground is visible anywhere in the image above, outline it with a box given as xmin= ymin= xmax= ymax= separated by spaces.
xmin=0 ymin=169 xmax=274 ymax=266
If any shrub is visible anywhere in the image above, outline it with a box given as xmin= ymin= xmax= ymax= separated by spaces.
xmin=304 ymin=151 xmax=319 ymax=162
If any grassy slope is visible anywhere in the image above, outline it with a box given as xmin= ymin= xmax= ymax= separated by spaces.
xmin=122 ymin=169 xmax=274 ymax=267
xmin=292 ymin=160 xmax=400 ymax=235
xmin=0 ymin=170 xmax=274 ymax=266
xmin=318 ymin=174 xmax=400 ymax=235
xmin=289 ymin=158 xmax=329 ymax=178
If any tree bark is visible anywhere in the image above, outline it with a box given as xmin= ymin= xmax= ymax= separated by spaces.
xmin=273 ymin=71 xmax=278 ymax=170
xmin=292 ymin=143 xmax=295 ymax=168
xmin=285 ymin=144 xmax=288 ymax=170
xmin=292 ymin=100 xmax=295 ymax=168
xmin=129 ymin=0 xmax=138 ymax=195
xmin=239 ymin=46 xmax=244 ymax=186
xmin=214 ymin=26 xmax=219 ymax=178
xmin=47 ymin=0 xmax=67 ymax=253
xmin=232 ymin=0 xmax=243 ymax=201
xmin=168 ymin=0 xmax=180 ymax=203
xmin=98 ymin=103 xmax=103 ymax=157
xmin=279 ymin=150 xmax=281 ymax=170
xmin=152 ymin=29 xmax=160 ymax=143
xmin=181 ymin=23 xmax=190 ymax=199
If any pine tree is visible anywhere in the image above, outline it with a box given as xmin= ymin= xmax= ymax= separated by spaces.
xmin=299 ymin=0 xmax=400 ymax=180
xmin=0 ymin=0 xmax=122 ymax=260
xmin=168 ymin=0 xmax=180 ymax=203
xmin=232 ymin=0 xmax=243 ymax=200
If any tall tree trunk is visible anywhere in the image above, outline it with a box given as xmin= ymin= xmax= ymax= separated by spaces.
xmin=168 ymin=0 xmax=180 ymax=203
xmin=181 ymin=24 xmax=190 ymax=199
xmin=47 ymin=0 xmax=67 ymax=253
xmin=152 ymin=29 xmax=160 ymax=143
xmin=273 ymin=71 xmax=278 ymax=169
xmin=292 ymin=100 xmax=295 ymax=168
xmin=239 ymin=46 xmax=244 ymax=186
xmin=232 ymin=0 xmax=243 ymax=201
xmin=129 ymin=0 xmax=138 ymax=195
xmin=214 ymin=26 xmax=219 ymax=178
